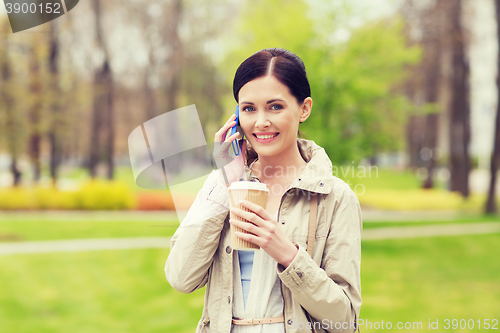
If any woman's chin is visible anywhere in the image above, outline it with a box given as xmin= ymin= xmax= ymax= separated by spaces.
xmin=253 ymin=147 xmax=279 ymax=158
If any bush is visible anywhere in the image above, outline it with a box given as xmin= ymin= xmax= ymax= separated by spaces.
xmin=0 ymin=180 xmax=136 ymax=210
xmin=75 ymin=180 xmax=136 ymax=210
xmin=135 ymin=192 xmax=176 ymax=210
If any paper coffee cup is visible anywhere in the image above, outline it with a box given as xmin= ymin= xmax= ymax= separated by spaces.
xmin=228 ymin=181 xmax=269 ymax=250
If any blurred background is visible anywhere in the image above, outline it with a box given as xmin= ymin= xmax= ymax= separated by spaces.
xmin=0 ymin=0 xmax=499 ymax=332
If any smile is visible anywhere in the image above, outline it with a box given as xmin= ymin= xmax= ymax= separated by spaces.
xmin=253 ymin=133 xmax=279 ymax=143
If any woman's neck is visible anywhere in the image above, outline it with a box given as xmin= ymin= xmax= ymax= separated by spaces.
xmin=251 ymin=144 xmax=307 ymax=183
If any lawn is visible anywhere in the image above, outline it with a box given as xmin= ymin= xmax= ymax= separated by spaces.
xmin=1 ymin=211 xmax=499 ymax=242
xmin=363 ymin=214 xmax=500 ymax=229
xmin=0 ymin=249 xmax=204 ymax=333
xmin=0 ymin=234 xmax=498 ymax=332
xmin=360 ymin=234 xmax=500 ymax=332
xmin=0 ymin=212 xmax=178 ymax=242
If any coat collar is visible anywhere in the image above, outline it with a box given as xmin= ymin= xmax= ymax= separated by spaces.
xmin=242 ymin=138 xmax=335 ymax=194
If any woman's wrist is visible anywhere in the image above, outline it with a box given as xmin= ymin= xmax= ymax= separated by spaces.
xmin=279 ymin=243 xmax=299 ymax=268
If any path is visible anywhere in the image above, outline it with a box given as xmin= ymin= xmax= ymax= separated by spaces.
xmin=362 ymin=222 xmax=500 ymax=240
xmin=0 ymin=222 xmax=499 ymax=255
xmin=0 ymin=237 xmax=171 ymax=255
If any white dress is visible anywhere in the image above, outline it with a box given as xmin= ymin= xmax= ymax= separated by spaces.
xmin=230 ymin=210 xmax=285 ymax=333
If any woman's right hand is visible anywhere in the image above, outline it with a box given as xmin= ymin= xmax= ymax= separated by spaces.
xmin=213 ymin=113 xmax=247 ymax=187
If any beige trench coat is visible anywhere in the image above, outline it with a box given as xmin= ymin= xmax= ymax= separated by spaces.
xmin=165 ymin=138 xmax=362 ymax=333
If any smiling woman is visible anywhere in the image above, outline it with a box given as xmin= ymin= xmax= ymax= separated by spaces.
xmin=165 ymin=48 xmax=362 ymax=333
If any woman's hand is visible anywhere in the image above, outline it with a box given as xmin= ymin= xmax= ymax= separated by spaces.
xmin=213 ymin=114 xmax=248 ymax=187
xmin=229 ymin=200 xmax=298 ymax=268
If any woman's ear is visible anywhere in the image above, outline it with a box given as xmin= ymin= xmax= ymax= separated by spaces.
xmin=299 ymin=97 xmax=313 ymax=123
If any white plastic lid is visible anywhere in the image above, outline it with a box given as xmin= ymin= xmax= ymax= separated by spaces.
xmin=228 ymin=181 xmax=269 ymax=192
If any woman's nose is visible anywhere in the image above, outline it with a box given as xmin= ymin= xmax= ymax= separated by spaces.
xmin=255 ymin=111 xmax=271 ymax=128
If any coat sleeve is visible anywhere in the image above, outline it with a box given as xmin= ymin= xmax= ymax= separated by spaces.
xmin=277 ymin=184 xmax=362 ymax=333
xmin=165 ymin=169 xmax=230 ymax=294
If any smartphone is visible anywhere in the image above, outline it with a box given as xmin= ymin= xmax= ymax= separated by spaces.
xmin=230 ymin=105 xmax=243 ymax=156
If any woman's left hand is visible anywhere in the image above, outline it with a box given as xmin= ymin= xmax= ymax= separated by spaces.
xmin=229 ymin=200 xmax=298 ymax=268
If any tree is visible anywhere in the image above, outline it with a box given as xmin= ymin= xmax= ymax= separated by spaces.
xmin=48 ymin=20 xmax=64 ymax=186
xmin=27 ymin=36 xmax=44 ymax=184
xmin=485 ymin=0 xmax=500 ymax=214
xmin=221 ymin=0 xmax=420 ymax=165
xmin=1 ymin=37 xmax=24 ymax=186
xmin=400 ymin=0 xmax=447 ymax=188
xmin=448 ymin=0 xmax=471 ymax=197
xmin=302 ymin=17 xmax=420 ymax=164
xmin=89 ymin=0 xmax=115 ymax=179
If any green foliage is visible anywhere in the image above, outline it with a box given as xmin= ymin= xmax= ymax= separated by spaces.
xmin=303 ymin=17 xmax=421 ymax=164
xmin=220 ymin=0 xmax=421 ymax=164
xmin=219 ymin=0 xmax=315 ymax=105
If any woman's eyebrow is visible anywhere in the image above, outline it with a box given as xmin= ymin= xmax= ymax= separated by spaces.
xmin=240 ymin=99 xmax=285 ymax=105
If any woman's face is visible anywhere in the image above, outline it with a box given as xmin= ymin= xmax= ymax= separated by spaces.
xmin=238 ymin=75 xmax=311 ymax=159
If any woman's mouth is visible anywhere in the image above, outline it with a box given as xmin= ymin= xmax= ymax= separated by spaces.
xmin=253 ymin=133 xmax=279 ymax=143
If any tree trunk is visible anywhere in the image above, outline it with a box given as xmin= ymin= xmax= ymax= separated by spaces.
xmin=49 ymin=20 xmax=63 ymax=186
xmin=163 ymin=0 xmax=183 ymax=174
xmin=28 ymin=46 xmax=42 ymax=184
xmin=104 ymin=62 xmax=114 ymax=180
xmin=89 ymin=0 xmax=114 ymax=179
xmin=449 ymin=0 xmax=471 ymax=198
xmin=1 ymin=39 xmax=23 ymax=187
xmin=406 ymin=115 xmax=424 ymax=169
xmin=485 ymin=0 xmax=500 ymax=213
xmin=144 ymin=72 xmax=157 ymax=122
xmin=421 ymin=2 xmax=442 ymax=189
xmin=164 ymin=0 xmax=183 ymax=113
xmin=10 ymin=157 xmax=22 ymax=187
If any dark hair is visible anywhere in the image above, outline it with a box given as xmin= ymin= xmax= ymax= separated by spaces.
xmin=233 ymin=48 xmax=311 ymax=105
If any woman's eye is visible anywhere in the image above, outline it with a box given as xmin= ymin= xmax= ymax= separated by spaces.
xmin=243 ymin=106 xmax=255 ymax=112
xmin=270 ymin=104 xmax=283 ymax=110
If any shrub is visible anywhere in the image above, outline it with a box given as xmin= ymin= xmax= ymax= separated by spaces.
xmin=75 ymin=180 xmax=136 ymax=210
xmin=0 ymin=180 xmax=136 ymax=210
xmin=135 ymin=192 xmax=176 ymax=210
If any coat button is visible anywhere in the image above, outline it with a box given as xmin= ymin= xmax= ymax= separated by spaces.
xmin=319 ymin=182 xmax=324 ymax=187
xmin=226 ymin=246 xmax=232 ymax=254
xmin=281 ymin=220 xmax=285 ymax=225
xmin=287 ymin=319 xmax=293 ymax=325
xmin=228 ymin=296 xmax=231 ymax=303
xmin=298 ymin=178 xmax=301 ymax=181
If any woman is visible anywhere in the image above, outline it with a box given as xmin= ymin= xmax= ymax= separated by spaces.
xmin=165 ymin=48 xmax=362 ymax=333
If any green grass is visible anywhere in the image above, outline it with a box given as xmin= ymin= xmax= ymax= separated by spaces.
xmin=1 ymin=211 xmax=499 ymax=241
xmin=0 ymin=249 xmax=205 ymax=333
xmin=0 ymin=212 xmax=178 ymax=242
xmin=339 ymin=167 xmax=427 ymax=191
xmin=360 ymin=234 xmax=500 ymax=332
xmin=0 ymin=234 xmax=498 ymax=332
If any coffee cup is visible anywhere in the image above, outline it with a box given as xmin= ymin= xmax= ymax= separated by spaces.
xmin=228 ymin=181 xmax=269 ymax=250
